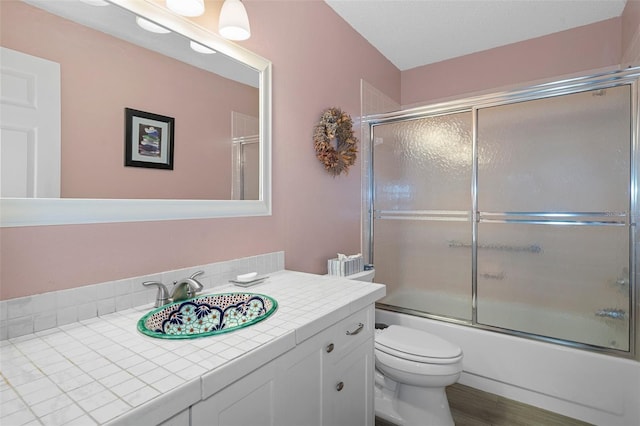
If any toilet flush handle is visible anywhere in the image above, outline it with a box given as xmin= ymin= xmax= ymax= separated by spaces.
xmin=346 ymin=323 xmax=364 ymax=336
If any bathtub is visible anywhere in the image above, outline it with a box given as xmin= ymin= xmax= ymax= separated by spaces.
xmin=380 ymin=289 xmax=629 ymax=350
xmin=375 ymin=308 xmax=640 ymax=426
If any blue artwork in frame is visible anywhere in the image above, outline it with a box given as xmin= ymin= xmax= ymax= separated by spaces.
xmin=125 ymin=108 xmax=175 ymax=170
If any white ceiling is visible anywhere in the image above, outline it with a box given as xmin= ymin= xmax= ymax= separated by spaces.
xmin=325 ymin=0 xmax=628 ymax=71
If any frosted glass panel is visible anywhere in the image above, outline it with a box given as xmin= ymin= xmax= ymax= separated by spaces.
xmin=242 ymin=142 xmax=259 ymax=200
xmin=477 ymin=86 xmax=630 ymax=212
xmin=370 ymin=77 xmax=634 ymax=354
xmin=477 ymin=223 xmax=630 ymax=350
xmin=375 ymin=219 xmax=472 ymax=320
xmin=374 ymin=112 xmax=472 ymax=211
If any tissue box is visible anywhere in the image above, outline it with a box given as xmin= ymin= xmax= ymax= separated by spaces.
xmin=327 ymin=256 xmax=364 ymax=277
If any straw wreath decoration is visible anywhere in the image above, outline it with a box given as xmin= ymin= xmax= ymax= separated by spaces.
xmin=313 ymin=107 xmax=358 ymax=176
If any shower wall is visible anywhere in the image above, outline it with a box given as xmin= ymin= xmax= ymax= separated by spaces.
xmin=370 ymin=71 xmax=637 ymax=355
xmin=360 ymin=79 xmax=401 ymax=256
xmin=231 ymin=112 xmax=259 ymax=200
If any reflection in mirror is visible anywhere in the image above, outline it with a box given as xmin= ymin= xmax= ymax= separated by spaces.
xmin=0 ymin=0 xmax=272 ymax=226
xmin=231 ymin=112 xmax=260 ymax=200
xmin=2 ymin=0 xmax=259 ymax=200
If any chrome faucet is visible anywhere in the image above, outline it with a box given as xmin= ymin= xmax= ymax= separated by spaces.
xmin=143 ymin=270 xmax=205 ymax=307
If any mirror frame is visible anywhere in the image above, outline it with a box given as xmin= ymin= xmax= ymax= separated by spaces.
xmin=0 ymin=0 xmax=272 ymax=227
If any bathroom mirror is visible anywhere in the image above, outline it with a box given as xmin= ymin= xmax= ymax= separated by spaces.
xmin=0 ymin=0 xmax=272 ymax=226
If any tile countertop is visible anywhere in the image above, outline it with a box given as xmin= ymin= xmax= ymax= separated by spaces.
xmin=0 ymin=271 xmax=386 ymax=426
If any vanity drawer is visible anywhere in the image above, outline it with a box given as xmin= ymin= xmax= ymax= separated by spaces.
xmin=322 ymin=305 xmax=373 ymax=361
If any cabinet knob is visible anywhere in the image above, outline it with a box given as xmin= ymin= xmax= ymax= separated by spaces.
xmin=326 ymin=343 xmax=334 ymax=353
xmin=336 ymin=381 xmax=344 ymax=391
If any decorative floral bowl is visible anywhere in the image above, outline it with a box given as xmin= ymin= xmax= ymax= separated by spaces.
xmin=137 ymin=292 xmax=278 ymax=339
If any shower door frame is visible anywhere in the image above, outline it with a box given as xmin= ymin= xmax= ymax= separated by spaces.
xmin=365 ymin=67 xmax=640 ymax=358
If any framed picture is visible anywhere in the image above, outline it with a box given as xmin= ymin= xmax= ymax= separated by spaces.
xmin=125 ymin=108 xmax=175 ymax=169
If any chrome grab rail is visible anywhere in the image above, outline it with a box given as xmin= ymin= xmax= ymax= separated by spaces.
xmin=480 ymin=211 xmax=628 ymax=226
xmin=595 ymin=308 xmax=627 ymax=320
xmin=374 ymin=210 xmax=470 ymax=222
xmin=448 ymin=240 xmax=541 ymax=254
xmin=374 ymin=210 xmax=628 ymax=226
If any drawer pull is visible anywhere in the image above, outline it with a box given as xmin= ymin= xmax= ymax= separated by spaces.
xmin=336 ymin=381 xmax=344 ymax=391
xmin=326 ymin=343 xmax=334 ymax=353
xmin=346 ymin=323 xmax=364 ymax=336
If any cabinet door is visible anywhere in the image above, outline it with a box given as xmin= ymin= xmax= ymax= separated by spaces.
xmin=274 ymin=341 xmax=323 ymax=426
xmin=158 ymin=408 xmax=189 ymax=426
xmin=324 ymin=338 xmax=374 ymax=426
xmin=191 ymin=361 xmax=277 ymax=426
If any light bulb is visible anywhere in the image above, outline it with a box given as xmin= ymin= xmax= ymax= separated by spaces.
xmin=190 ymin=41 xmax=216 ymax=54
xmin=136 ymin=17 xmax=171 ymax=34
xmin=80 ymin=0 xmax=109 ymax=5
xmin=166 ymin=0 xmax=205 ymax=17
xmin=219 ymin=0 xmax=251 ymax=41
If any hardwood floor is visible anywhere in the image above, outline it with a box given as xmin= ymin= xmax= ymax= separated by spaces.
xmin=374 ymin=383 xmax=593 ymax=426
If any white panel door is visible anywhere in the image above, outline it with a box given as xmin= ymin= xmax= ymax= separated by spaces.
xmin=1 ymin=47 xmax=60 ymax=198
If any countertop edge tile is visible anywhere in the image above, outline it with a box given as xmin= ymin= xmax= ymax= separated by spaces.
xmin=200 ymin=330 xmax=296 ymax=399
xmin=105 ymin=379 xmax=200 ymax=426
xmin=295 ymin=305 xmax=351 ymax=343
xmin=349 ymin=284 xmax=386 ymax=313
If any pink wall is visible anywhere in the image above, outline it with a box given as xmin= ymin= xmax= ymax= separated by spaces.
xmin=622 ymin=0 xmax=640 ymax=66
xmin=401 ymin=17 xmax=623 ymax=106
xmin=1 ymin=0 xmax=633 ymax=301
xmin=0 ymin=1 xmax=400 ymax=300
xmin=1 ymin=2 xmax=258 ymax=200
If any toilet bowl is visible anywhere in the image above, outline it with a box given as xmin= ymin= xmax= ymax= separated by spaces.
xmin=340 ymin=268 xmax=463 ymax=425
xmin=374 ymin=325 xmax=463 ymax=426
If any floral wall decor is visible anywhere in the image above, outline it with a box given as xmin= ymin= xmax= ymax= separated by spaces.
xmin=313 ymin=107 xmax=358 ymax=176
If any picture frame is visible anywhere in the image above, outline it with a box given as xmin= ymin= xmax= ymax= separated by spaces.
xmin=125 ymin=108 xmax=175 ymax=169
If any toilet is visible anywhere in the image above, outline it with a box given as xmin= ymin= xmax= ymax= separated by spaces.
xmin=375 ymin=325 xmax=463 ymax=425
xmin=346 ymin=268 xmax=463 ymax=426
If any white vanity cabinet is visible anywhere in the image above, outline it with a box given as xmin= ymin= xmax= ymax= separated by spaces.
xmin=276 ymin=304 xmax=374 ymax=426
xmin=191 ymin=306 xmax=375 ymax=426
xmin=159 ymin=409 xmax=191 ymax=426
xmin=323 ymin=337 xmax=374 ymax=426
xmin=191 ymin=360 xmax=279 ymax=426
xmin=320 ymin=307 xmax=374 ymax=426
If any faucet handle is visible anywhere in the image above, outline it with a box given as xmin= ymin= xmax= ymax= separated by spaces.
xmin=142 ymin=281 xmax=170 ymax=307
xmin=189 ymin=270 xmax=205 ymax=292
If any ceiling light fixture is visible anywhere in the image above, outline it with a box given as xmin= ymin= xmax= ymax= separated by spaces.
xmin=218 ymin=0 xmax=251 ymax=41
xmin=190 ymin=41 xmax=216 ymax=54
xmin=80 ymin=0 xmax=109 ymax=6
xmin=166 ymin=0 xmax=205 ymax=17
xmin=136 ymin=17 xmax=171 ymax=34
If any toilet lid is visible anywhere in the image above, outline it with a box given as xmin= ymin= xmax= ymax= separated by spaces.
xmin=376 ymin=325 xmax=462 ymax=360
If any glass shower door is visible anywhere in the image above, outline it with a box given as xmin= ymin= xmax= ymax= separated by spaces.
xmin=373 ymin=112 xmax=473 ymax=320
xmin=476 ymin=86 xmax=632 ymax=350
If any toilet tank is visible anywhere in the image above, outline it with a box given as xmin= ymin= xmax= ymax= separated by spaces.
xmin=346 ymin=269 xmax=375 ymax=282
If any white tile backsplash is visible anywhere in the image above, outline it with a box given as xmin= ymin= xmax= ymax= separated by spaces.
xmin=33 ymin=310 xmax=57 ymax=333
xmin=57 ymin=306 xmax=78 ymax=327
xmin=7 ymin=296 xmax=34 ymax=319
xmin=96 ymin=298 xmax=116 ymax=316
xmin=1 ymin=252 xmax=285 ymax=340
